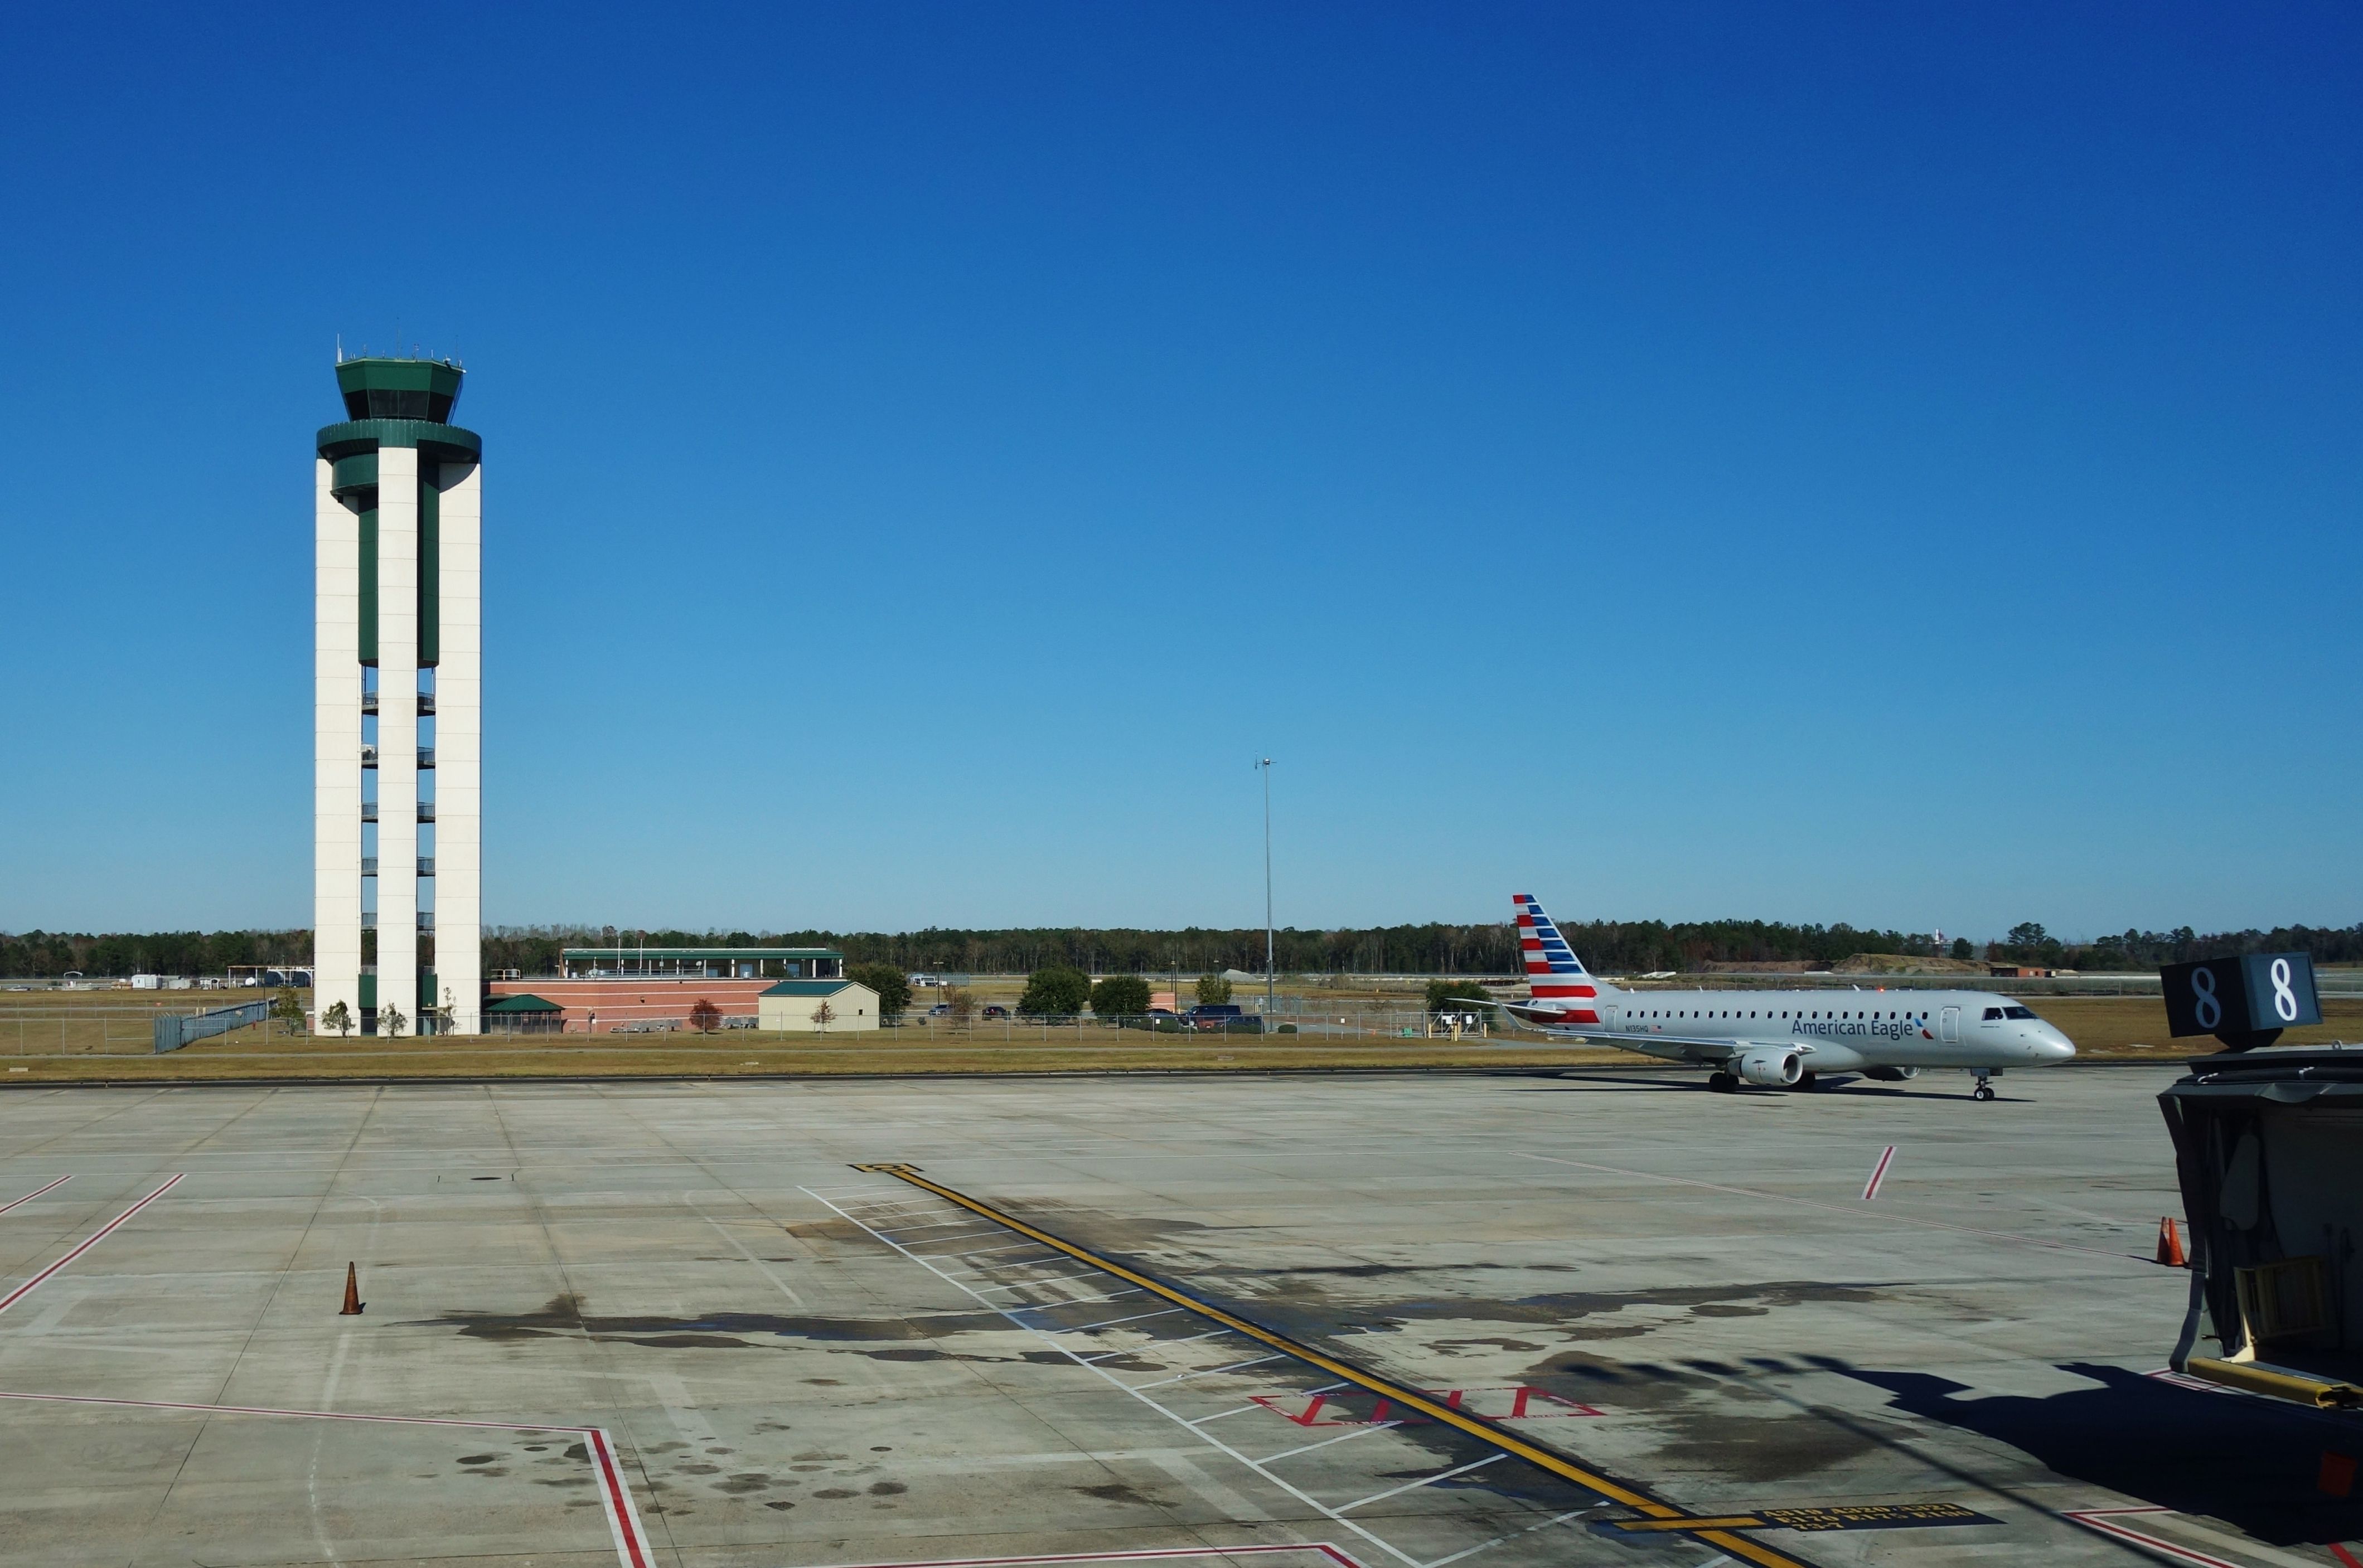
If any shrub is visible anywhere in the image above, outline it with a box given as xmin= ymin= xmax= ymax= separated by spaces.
xmin=689 ymin=998 xmax=722 ymax=1033
xmin=1019 ymin=966 xmax=1092 ymax=1017
xmin=1090 ymin=975 xmax=1151 ymax=1018
xmin=848 ymin=963 xmax=912 ymax=1021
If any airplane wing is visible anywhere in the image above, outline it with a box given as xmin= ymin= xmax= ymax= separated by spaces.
xmin=1461 ymin=997 xmax=1823 ymax=1066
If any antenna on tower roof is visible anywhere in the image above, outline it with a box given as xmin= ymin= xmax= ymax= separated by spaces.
xmin=335 ymin=333 xmax=343 ymax=363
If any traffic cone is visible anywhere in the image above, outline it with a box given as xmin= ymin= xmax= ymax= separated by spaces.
xmin=340 ymin=1261 xmax=364 ymax=1315
xmin=2156 ymin=1217 xmax=2187 ymax=1268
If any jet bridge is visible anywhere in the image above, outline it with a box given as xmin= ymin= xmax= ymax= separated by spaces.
xmin=2161 ymin=1046 xmax=2363 ymax=1407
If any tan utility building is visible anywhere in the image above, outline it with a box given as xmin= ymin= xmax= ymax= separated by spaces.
xmin=758 ymin=979 xmax=880 ymax=1033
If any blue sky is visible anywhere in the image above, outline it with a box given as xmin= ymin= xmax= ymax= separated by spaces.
xmin=1 ymin=3 xmax=2356 ymax=940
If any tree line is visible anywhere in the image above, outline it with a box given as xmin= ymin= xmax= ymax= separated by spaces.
xmin=7 ymin=919 xmax=2362 ymax=980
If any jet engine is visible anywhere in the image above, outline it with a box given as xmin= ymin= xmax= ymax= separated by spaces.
xmin=1732 ymin=1048 xmax=1804 ymax=1088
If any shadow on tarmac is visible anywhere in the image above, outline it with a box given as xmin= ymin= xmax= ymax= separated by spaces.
xmin=1509 ymin=1071 xmax=2020 ymax=1103
xmin=1832 ymin=1360 xmax=2363 ymax=1546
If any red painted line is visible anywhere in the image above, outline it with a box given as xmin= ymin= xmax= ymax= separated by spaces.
xmin=1862 ymin=1145 xmax=1897 ymax=1201
xmin=588 ymin=1427 xmax=653 ymax=1568
xmin=0 ymin=1176 xmax=71 ymax=1216
xmin=2061 ymin=1509 xmax=2247 ymax=1568
xmin=0 ymin=1174 xmax=182 ymax=1315
xmin=790 ymin=1548 xmax=1365 ymax=1568
xmin=0 ymin=1390 xmax=655 ymax=1568
xmin=2330 ymin=1544 xmax=2363 ymax=1568
xmin=1527 ymin=1153 xmax=2138 ymax=1260
xmin=0 ymin=1387 xmax=585 ymax=1431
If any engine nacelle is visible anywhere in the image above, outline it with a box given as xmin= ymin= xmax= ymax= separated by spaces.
xmin=1733 ymin=1048 xmax=1804 ymax=1088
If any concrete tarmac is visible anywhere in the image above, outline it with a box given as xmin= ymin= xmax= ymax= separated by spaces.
xmin=0 ymin=1066 xmax=2341 ymax=1567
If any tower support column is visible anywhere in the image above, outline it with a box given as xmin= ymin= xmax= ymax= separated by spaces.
xmin=435 ymin=459 xmax=482 ymax=1033
xmin=313 ymin=456 xmax=363 ymax=1035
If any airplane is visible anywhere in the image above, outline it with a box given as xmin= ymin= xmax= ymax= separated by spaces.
xmin=1473 ymin=894 xmax=2076 ymax=1101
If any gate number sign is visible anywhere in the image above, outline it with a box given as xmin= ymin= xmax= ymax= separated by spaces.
xmin=2161 ymin=952 xmax=2321 ymax=1044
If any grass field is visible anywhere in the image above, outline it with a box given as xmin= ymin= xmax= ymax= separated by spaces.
xmin=0 ymin=986 xmax=2352 ymax=1081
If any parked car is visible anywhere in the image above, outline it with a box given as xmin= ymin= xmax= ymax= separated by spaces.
xmin=981 ymin=1004 xmax=1010 ymax=1020
xmin=1187 ymin=1004 xmax=1262 ymax=1033
xmin=927 ymin=1003 xmax=952 ymax=1018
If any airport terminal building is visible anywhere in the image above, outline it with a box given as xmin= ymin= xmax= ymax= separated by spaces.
xmin=313 ymin=357 xmax=482 ymax=1035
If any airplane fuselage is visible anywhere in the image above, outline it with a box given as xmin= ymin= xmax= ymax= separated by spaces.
xmin=1513 ymin=985 xmax=2076 ymax=1075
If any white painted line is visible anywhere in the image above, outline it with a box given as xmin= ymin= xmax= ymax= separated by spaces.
xmin=1186 ymin=1404 xmax=1259 ymax=1425
xmin=0 ymin=1176 xmax=71 ymax=1215
xmin=1065 ymin=1307 xmax=1187 ymax=1333
xmin=1336 ymin=1454 xmax=1505 ymax=1513
xmin=970 ymin=1272 xmax=1103 ymax=1293
xmin=935 ymin=1241 xmax=1057 ymax=1260
xmin=1131 ymin=1354 xmax=1287 ymax=1390
xmin=1420 ymin=1503 xmax=1596 ymax=1567
xmin=1862 ymin=1145 xmax=1897 ymax=1201
xmin=783 ymin=1544 xmax=1368 ymax=1568
xmin=1523 ymin=1152 xmax=2138 ymax=1259
xmin=797 ymin=1186 xmax=1421 ymax=1568
xmin=0 ymin=1390 xmax=653 ymax=1568
xmin=1029 ymin=1290 xmax=1147 ymax=1305
xmin=1256 ymin=1420 xmax=1402 ymax=1464
xmin=1160 ymin=1327 xmax=1234 ymax=1347
xmin=0 ymin=1174 xmax=183 ymax=1315
xmin=2060 ymin=1508 xmax=2251 ymax=1568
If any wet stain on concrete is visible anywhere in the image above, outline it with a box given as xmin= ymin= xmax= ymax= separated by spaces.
xmin=713 ymin=1473 xmax=772 ymax=1494
xmin=1519 ymin=1347 xmax=1878 ymax=1483
xmin=1374 ymin=1281 xmax=1889 ymax=1326
xmin=1074 ymin=1480 xmax=1156 ymax=1506
xmin=426 ymin=1293 xmax=1007 ymax=1349
xmin=812 ymin=1487 xmax=858 ymax=1499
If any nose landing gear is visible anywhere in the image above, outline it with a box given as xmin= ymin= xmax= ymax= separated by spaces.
xmin=1970 ymin=1069 xmax=1996 ymax=1102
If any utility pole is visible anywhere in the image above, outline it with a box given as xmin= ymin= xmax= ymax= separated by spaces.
xmin=1257 ymin=759 xmax=1275 ymax=1025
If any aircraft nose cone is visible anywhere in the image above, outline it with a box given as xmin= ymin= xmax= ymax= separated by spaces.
xmin=2042 ymin=1029 xmax=2076 ymax=1061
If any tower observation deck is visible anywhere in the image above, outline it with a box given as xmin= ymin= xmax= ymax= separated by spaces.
xmin=314 ymin=357 xmax=482 ymax=1036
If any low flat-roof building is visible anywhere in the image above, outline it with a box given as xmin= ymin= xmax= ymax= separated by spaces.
xmin=759 ymin=979 xmax=879 ymax=1033
xmin=561 ymin=946 xmax=841 ymax=980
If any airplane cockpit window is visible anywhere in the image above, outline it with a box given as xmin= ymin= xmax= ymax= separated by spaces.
xmin=1982 ymin=1007 xmax=2005 ymax=1021
xmin=2002 ymin=1005 xmax=2038 ymax=1020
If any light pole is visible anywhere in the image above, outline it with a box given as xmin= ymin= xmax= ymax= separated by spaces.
xmin=1257 ymin=758 xmax=1275 ymax=1026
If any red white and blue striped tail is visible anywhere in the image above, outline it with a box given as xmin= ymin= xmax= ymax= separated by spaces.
xmin=1513 ymin=894 xmax=1599 ymax=1004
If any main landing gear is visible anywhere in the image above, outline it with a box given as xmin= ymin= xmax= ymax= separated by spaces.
xmin=1708 ymin=1071 xmax=1738 ymax=1093
xmin=1970 ymin=1069 xmax=1996 ymax=1102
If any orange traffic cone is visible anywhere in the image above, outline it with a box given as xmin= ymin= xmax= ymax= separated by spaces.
xmin=2156 ymin=1217 xmax=2187 ymax=1268
xmin=340 ymin=1261 xmax=364 ymax=1315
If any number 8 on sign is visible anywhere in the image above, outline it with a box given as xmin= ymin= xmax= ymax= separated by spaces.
xmin=2192 ymin=967 xmax=2221 ymax=1030
xmin=2271 ymin=958 xmax=2300 ymax=1023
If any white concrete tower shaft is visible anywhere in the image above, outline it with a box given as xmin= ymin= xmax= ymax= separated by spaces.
xmin=316 ymin=358 xmax=482 ymax=1036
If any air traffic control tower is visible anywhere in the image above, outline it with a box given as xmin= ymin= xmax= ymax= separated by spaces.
xmin=314 ymin=357 xmax=482 ymax=1036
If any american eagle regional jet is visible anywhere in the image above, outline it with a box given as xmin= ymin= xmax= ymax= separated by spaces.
xmin=1484 ymin=894 xmax=2075 ymax=1101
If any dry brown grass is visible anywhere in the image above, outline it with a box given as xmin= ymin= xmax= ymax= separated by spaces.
xmin=2 ymin=985 xmax=2347 ymax=1082
xmin=2017 ymin=994 xmax=2363 ymax=1057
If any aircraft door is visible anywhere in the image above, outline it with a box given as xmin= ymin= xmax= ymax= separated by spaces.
xmin=1939 ymin=1006 xmax=1960 ymax=1043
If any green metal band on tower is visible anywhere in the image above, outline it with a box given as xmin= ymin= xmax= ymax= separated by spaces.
xmin=317 ymin=361 xmax=480 ymax=669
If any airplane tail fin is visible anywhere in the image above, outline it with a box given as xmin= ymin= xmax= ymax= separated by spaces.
xmin=1513 ymin=894 xmax=1611 ymax=1000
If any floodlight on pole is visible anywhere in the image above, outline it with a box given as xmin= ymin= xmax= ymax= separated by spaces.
xmin=1257 ymin=759 xmax=1275 ymax=1026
